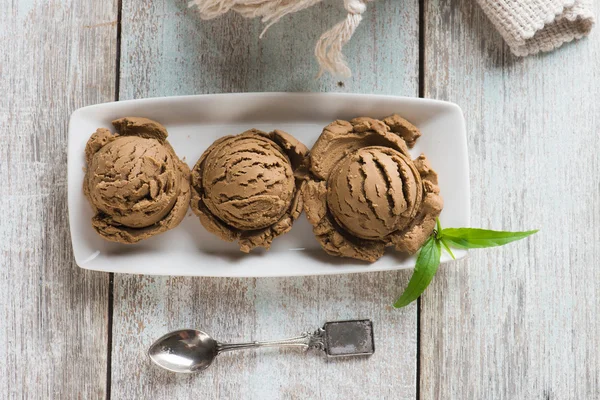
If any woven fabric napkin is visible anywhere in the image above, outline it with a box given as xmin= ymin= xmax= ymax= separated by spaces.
xmin=475 ymin=0 xmax=595 ymax=56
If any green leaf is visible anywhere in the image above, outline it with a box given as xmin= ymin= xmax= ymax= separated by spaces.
xmin=440 ymin=238 xmax=456 ymax=260
xmin=439 ymin=228 xmax=538 ymax=249
xmin=394 ymin=236 xmax=441 ymax=308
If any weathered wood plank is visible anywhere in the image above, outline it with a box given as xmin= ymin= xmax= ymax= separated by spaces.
xmin=0 ymin=0 xmax=117 ymax=398
xmin=422 ymin=1 xmax=600 ymax=398
xmin=112 ymin=0 xmax=420 ymax=398
xmin=118 ymin=1 xmax=418 ymax=97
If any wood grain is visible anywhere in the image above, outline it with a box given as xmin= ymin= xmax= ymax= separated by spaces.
xmin=112 ymin=0 xmax=420 ymax=399
xmin=421 ymin=0 xmax=600 ymax=399
xmin=0 ymin=0 xmax=117 ymax=398
xmin=5 ymin=0 xmax=598 ymax=397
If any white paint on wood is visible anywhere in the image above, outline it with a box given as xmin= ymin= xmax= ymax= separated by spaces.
xmin=112 ymin=0 xmax=420 ymax=398
xmin=422 ymin=1 xmax=600 ymax=399
xmin=0 ymin=0 xmax=118 ymax=398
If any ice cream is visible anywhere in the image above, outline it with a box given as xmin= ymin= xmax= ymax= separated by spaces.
xmin=83 ymin=117 xmax=191 ymax=243
xmin=303 ymin=115 xmax=443 ymax=262
xmin=327 ymin=146 xmax=423 ymax=240
xmin=191 ymin=129 xmax=308 ymax=252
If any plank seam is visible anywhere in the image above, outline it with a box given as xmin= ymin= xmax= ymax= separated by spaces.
xmin=106 ymin=1 xmax=123 ymax=398
xmin=417 ymin=0 xmax=425 ymax=398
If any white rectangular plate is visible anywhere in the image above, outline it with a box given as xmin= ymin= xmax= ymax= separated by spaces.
xmin=68 ymin=93 xmax=470 ymax=277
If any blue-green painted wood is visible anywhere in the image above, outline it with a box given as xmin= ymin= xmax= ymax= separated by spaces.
xmin=113 ymin=1 xmax=420 ymax=399
xmin=422 ymin=1 xmax=600 ymax=399
xmin=119 ymin=0 xmax=418 ymax=97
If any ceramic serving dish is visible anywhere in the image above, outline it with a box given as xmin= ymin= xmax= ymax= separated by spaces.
xmin=68 ymin=93 xmax=469 ymax=277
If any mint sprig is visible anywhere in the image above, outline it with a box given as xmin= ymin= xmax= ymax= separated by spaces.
xmin=393 ymin=220 xmax=538 ymax=308
xmin=394 ymin=236 xmax=441 ymax=308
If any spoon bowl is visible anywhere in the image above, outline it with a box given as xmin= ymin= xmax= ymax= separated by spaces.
xmin=148 ymin=329 xmax=218 ymax=373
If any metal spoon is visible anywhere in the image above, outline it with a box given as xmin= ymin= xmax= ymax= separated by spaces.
xmin=148 ymin=328 xmax=324 ymax=373
xmin=149 ymin=320 xmax=374 ymax=373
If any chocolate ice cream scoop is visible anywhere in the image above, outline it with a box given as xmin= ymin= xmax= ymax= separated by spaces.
xmin=201 ymin=134 xmax=295 ymax=230
xmin=191 ymin=129 xmax=308 ymax=252
xmin=303 ymin=115 xmax=443 ymax=262
xmin=83 ymin=117 xmax=190 ymax=243
xmin=327 ymin=146 xmax=423 ymax=240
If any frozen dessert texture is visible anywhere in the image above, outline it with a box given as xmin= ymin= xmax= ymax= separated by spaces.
xmin=191 ymin=129 xmax=308 ymax=252
xmin=327 ymin=146 xmax=423 ymax=240
xmin=83 ymin=117 xmax=191 ymax=243
xmin=303 ymin=115 xmax=443 ymax=262
xmin=201 ymin=133 xmax=295 ymax=230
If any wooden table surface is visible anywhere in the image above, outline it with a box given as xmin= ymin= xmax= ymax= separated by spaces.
xmin=2 ymin=0 xmax=599 ymax=398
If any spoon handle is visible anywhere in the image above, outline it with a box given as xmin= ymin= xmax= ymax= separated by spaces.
xmin=217 ymin=329 xmax=326 ymax=353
